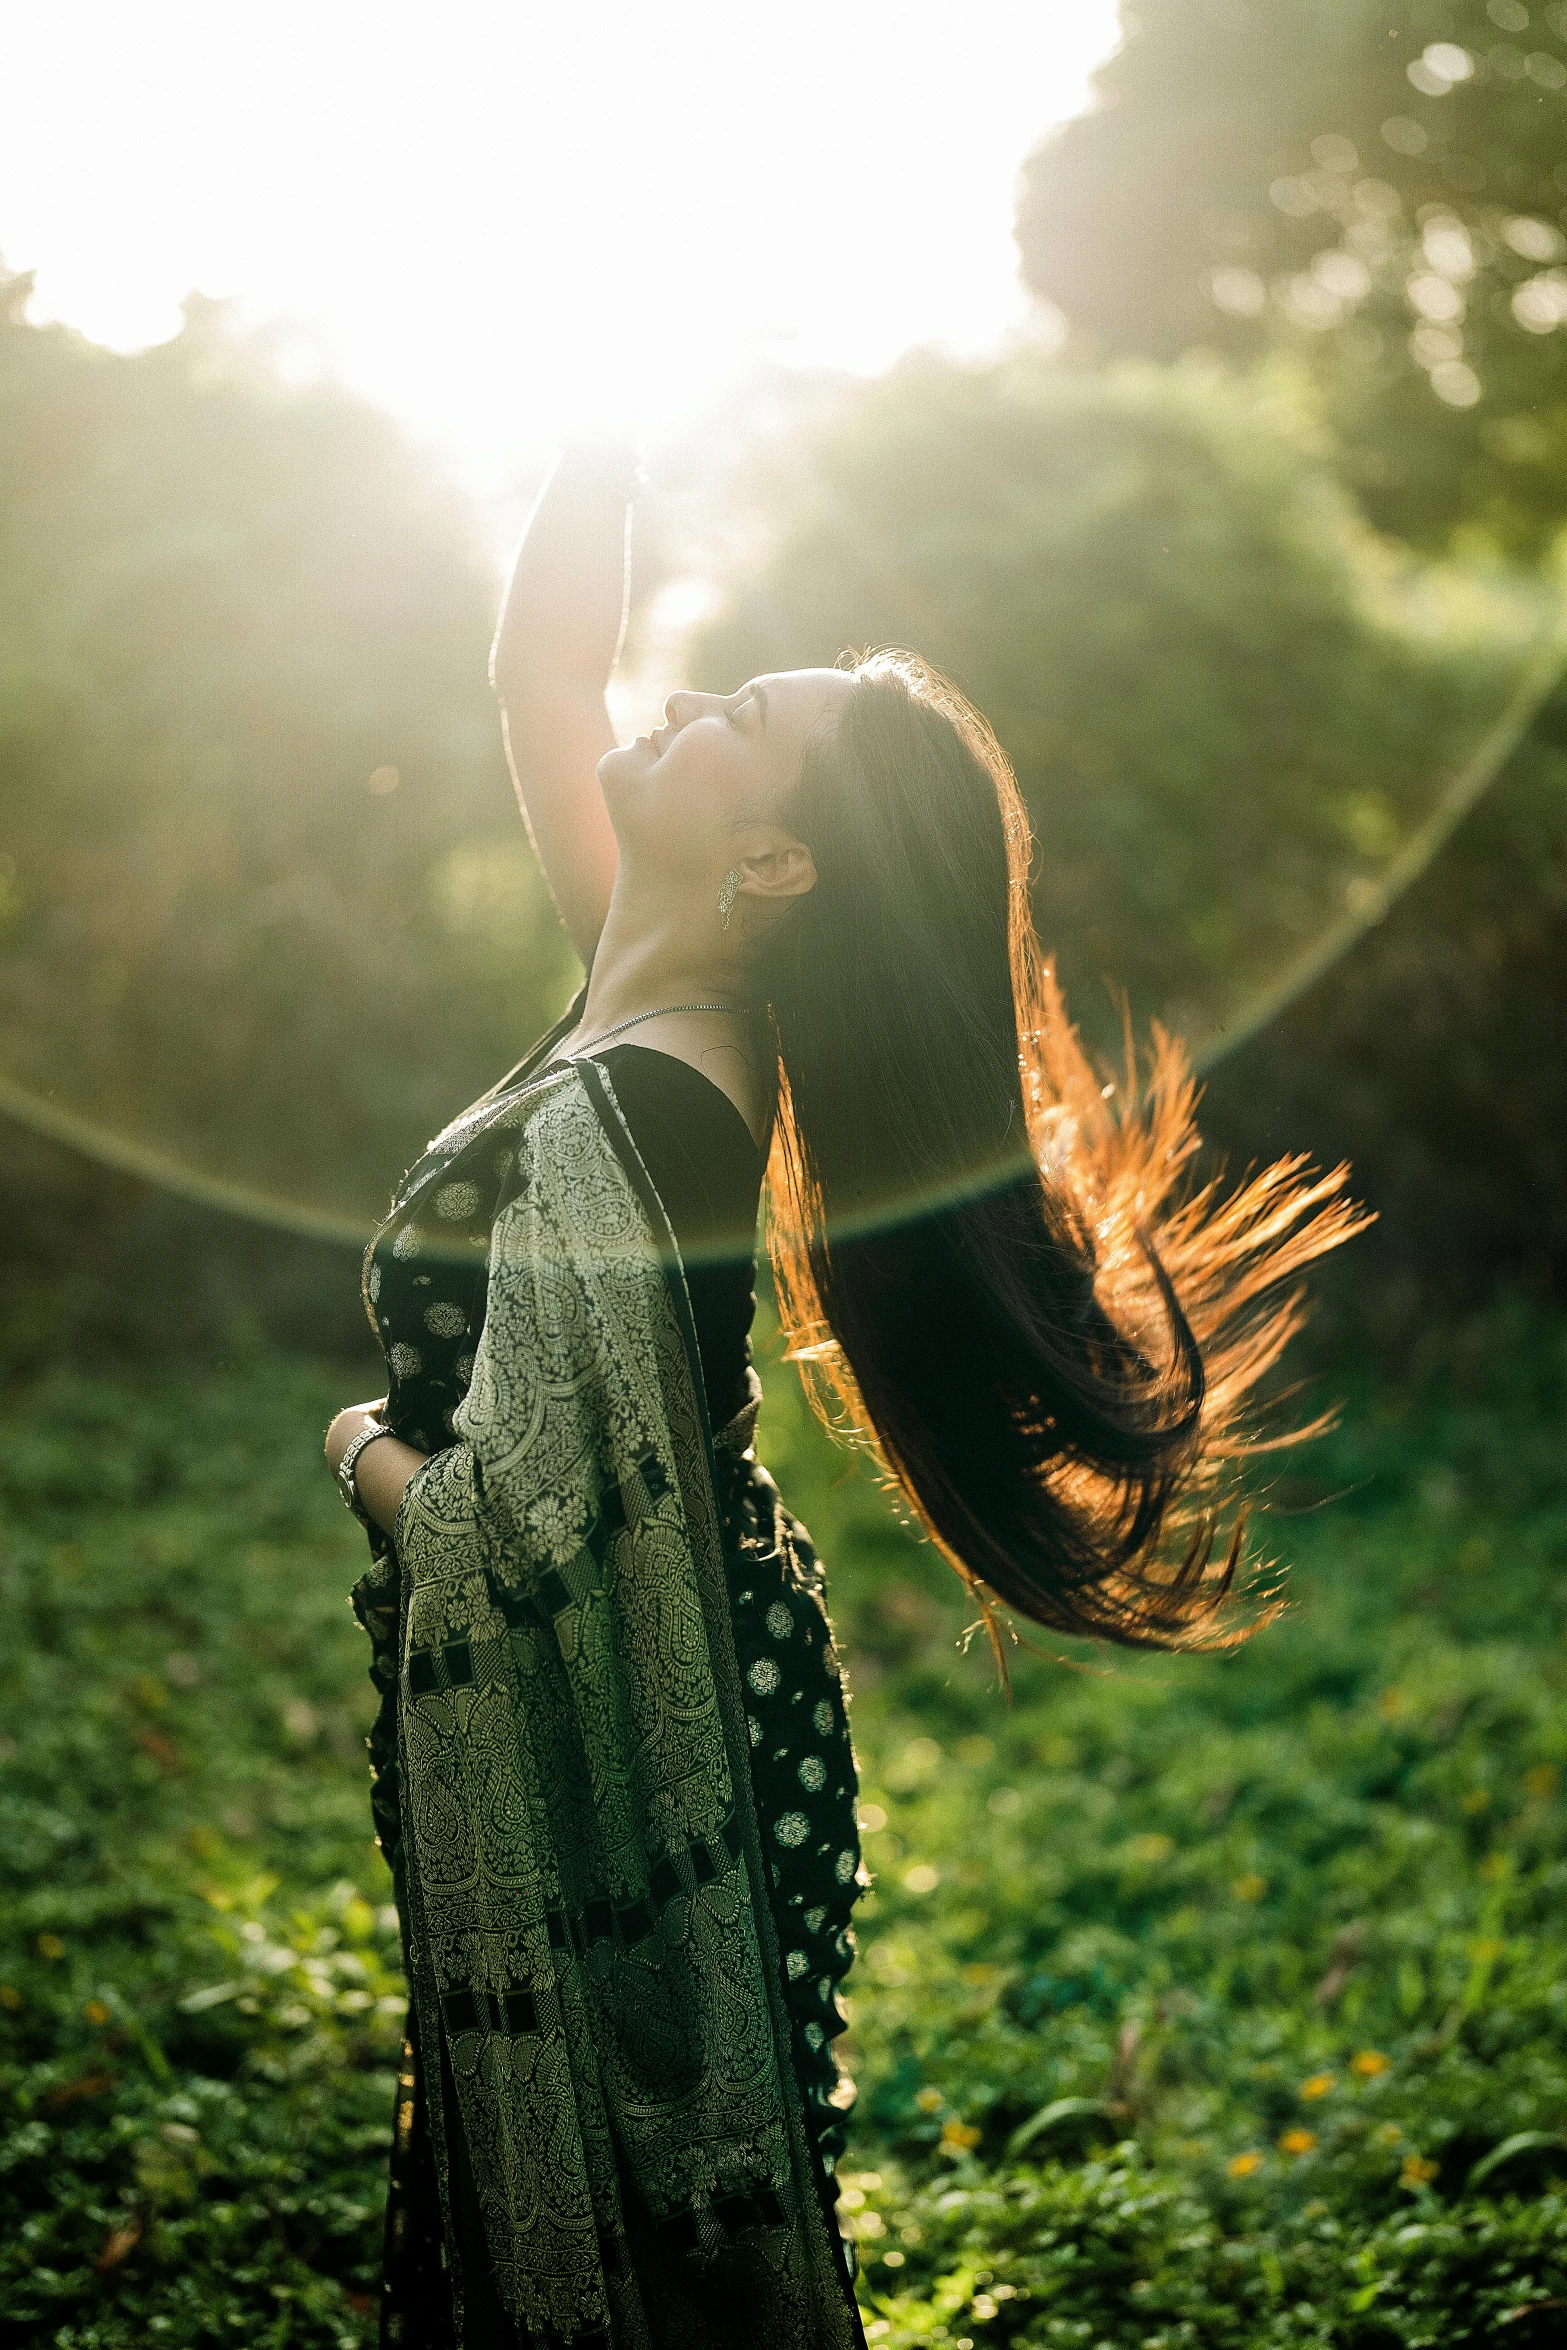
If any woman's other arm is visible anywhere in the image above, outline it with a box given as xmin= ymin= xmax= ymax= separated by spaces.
xmin=325 ymin=1404 xmax=427 ymax=1537
xmin=490 ymin=444 xmax=635 ymax=966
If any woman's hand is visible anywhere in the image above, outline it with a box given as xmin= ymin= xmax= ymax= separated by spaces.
xmin=325 ymin=1400 xmax=427 ymax=1536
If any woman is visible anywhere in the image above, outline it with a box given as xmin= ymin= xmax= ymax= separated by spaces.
xmin=326 ymin=445 xmax=1359 ymax=2350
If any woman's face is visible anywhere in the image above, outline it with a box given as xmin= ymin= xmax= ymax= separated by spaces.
xmin=598 ymin=668 xmax=852 ymax=884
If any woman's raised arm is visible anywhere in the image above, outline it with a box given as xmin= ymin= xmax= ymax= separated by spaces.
xmin=490 ymin=443 xmax=636 ymax=965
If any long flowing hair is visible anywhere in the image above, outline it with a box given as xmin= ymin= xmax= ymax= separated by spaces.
xmin=751 ymin=650 xmax=1366 ymax=1658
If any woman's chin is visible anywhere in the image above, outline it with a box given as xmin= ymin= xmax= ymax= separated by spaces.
xmin=598 ymin=738 xmax=656 ymax=791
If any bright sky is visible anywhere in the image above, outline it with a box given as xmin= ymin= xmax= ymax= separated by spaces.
xmin=2 ymin=0 xmax=1120 ymax=486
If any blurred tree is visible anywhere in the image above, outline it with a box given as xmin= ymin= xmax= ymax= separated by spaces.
xmin=1013 ymin=3 xmax=1567 ymax=1307
xmin=688 ymin=347 xmax=1539 ymax=1056
xmin=1202 ymin=707 xmax=1567 ymax=1319
xmin=1016 ymin=0 xmax=1567 ymax=555
xmin=0 ymin=274 xmax=574 ymax=1221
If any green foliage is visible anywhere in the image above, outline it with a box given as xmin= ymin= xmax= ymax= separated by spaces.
xmin=773 ymin=1298 xmax=1567 ymax=2343
xmin=1015 ymin=0 xmax=1567 ymax=555
xmin=0 ymin=279 xmax=575 ymax=1222
xmin=1199 ymin=707 xmax=1567 ymax=1309
xmin=6 ymin=1303 xmax=1567 ymax=2341
xmin=688 ymin=349 xmax=1541 ymax=1054
xmin=0 ymin=1355 xmax=401 ymax=2343
xmin=994 ymin=0 xmax=1567 ymax=1298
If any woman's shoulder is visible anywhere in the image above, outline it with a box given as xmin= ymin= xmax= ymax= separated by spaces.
xmin=385 ymin=1062 xmax=578 ymax=1227
xmin=591 ymin=1046 xmax=763 ymax=1262
xmin=400 ymin=991 xmax=591 ymax=1188
xmin=595 ymin=1044 xmax=764 ymax=1160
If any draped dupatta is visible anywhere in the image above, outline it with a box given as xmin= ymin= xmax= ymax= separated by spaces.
xmin=356 ymin=1055 xmax=863 ymax=2350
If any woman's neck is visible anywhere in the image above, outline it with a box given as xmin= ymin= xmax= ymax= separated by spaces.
xmin=579 ymin=876 xmax=745 ymax=1036
xmin=565 ymin=875 xmax=768 ymax=1145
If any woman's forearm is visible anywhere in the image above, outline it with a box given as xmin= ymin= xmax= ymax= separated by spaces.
xmin=488 ymin=443 xmax=630 ymax=962
xmin=491 ymin=442 xmax=636 ymax=696
xmin=325 ymin=1404 xmax=427 ymax=1537
xmin=353 ymin=1429 xmax=427 ymax=1535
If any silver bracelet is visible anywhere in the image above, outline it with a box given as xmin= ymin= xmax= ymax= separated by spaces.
xmin=336 ymin=1418 xmax=398 ymax=1525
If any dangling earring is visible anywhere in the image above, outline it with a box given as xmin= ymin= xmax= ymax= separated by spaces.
xmin=717 ymin=868 xmax=744 ymax=931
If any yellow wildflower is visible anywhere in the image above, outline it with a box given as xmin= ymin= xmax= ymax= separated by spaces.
xmin=83 ymin=2000 xmax=112 ymax=2026
xmin=1278 ymin=2129 xmax=1317 ymax=2156
xmin=940 ymin=2119 xmax=982 ymax=2153
xmin=36 ymin=1934 xmax=65 ymax=1961
xmin=1524 ymin=1765 xmax=1558 ymax=1800
xmin=1300 ymin=2073 xmax=1335 ymax=2101
xmin=1232 ymin=1873 xmax=1267 ymax=1903
xmin=1226 ymin=2149 xmax=1264 ymax=2177
xmin=1400 ymin=2153 xmax=1440 ymax=2187
xmin=914 ymin=2086 xmax=944 ymax=2112
xmin=1351 ymin=2050 xmax=1390 ymax=2078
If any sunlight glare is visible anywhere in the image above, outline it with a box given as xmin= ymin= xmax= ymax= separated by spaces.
xmin=1 ymin=0 xmax=1120 ymax=480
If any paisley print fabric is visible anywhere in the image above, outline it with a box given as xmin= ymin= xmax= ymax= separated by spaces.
xmin=352 ymin=1050 xmax=865 ymax=2350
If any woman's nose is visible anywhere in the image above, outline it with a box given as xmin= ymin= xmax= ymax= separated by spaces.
xmin=663 ymin=690 xmax=718 ymax=724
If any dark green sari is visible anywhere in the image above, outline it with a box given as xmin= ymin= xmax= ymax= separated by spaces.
xmin=352 ymin=1037 xmax=865 ymax=2350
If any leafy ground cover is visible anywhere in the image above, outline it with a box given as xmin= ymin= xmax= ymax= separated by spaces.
xmin=3 ymin=1301 xmax=1567 ymax=2345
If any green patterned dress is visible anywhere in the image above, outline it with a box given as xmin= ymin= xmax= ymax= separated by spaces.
xmin=351 ymin=1015 xmax=866 ymax=2350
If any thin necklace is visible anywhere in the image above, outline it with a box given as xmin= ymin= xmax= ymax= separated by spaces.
xmin=571 ymin=1002 xmax=740 ymax=1053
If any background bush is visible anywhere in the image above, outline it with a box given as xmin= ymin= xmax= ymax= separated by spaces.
xmin=0 ymin=275 xmax=573 ymax=1225
xmin=1015 ymin=0 xmax=1567 ymax=559
xmin=1005 ymin=0 xmax=1567 ymax=1312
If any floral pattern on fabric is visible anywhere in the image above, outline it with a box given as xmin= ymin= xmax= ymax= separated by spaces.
xmin=353 ymin=1056 xmax=864 ymax=2350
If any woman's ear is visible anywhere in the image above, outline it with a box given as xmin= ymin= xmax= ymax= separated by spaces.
xmin=735 ymin=831 xmax=817 ymax=904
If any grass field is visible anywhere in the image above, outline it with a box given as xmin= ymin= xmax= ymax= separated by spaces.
xmin=4 ymin=1299 xmax=1567 ymax=2346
